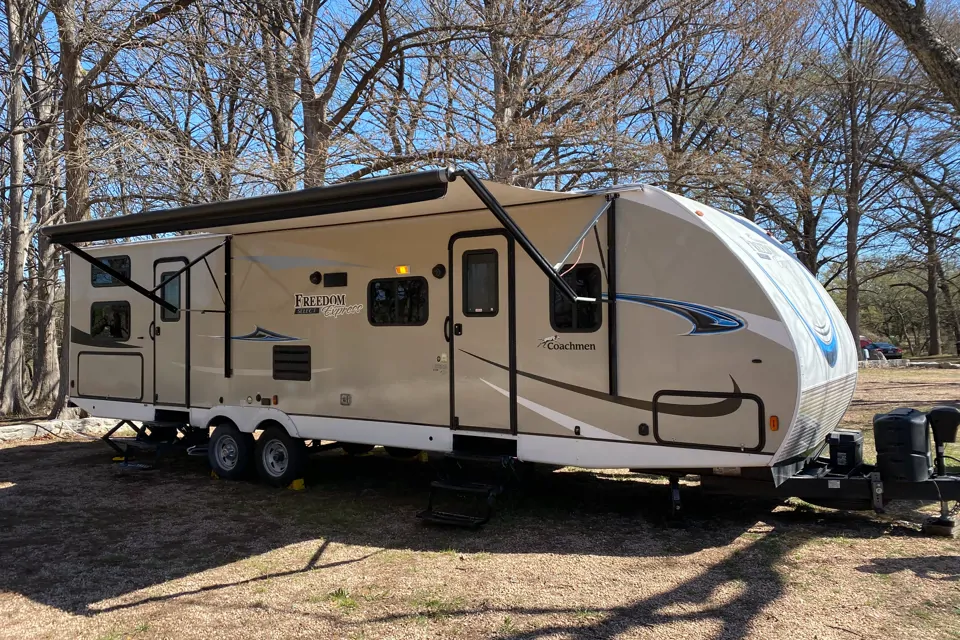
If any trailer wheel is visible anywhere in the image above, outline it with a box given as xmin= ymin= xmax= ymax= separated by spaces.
xmin=208 ymin=424 xmax=253 ymax=479
xmin=255 ymin=426 xmax=307 ymax=487
xmin=342 ymin=443 xmax=375 ymax=456
xmin=384 ymin=446 xmax=420 ymax=459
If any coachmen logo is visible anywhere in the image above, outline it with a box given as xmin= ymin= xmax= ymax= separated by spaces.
xmin=537 ymin=335 xmax=596 ymax=351
xmin=294 ymin=293 xmax=364 ymax=318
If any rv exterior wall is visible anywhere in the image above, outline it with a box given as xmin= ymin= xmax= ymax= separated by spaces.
xmin=64 ymin=186 xmax=856 ymax=474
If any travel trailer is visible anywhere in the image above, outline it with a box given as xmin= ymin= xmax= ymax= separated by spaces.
xmin=42 ymin=167 xmax=864 ymax=486
xmin=42 ymin=169 xmax=960 ymax=531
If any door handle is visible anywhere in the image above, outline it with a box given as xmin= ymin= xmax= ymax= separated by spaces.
xmin=454 ymin=323 xmax=463 ymax=336
xmin=155 ymin=325 xmax=161 ymax=336
xmin=443 ymin=316 xmax=452 ymax=342
xmin=148 ymin=321 xmax=156 ymax=340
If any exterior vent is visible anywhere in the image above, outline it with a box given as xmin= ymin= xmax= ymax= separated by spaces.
xmin=273 ymin=345 xmax=311 ymax=381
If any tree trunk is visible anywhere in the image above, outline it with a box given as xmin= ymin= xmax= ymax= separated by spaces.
xmin=49 ymin=0 xmax=86 ymax=417
xmin=843 ymin=35 xmax=863 ymax=360
xmin=261 ymin=17 xmax=297 ymax=192
xmin=936 ymin=262 xmax=960 ymax=354
xmin=31 ymin=235 xmax=61 ymax=406
xmin=857 ymin=0 xmax=960 ymax=114
xmin=923 ymin=214 xmax=940 ymax=355
xmin=1 ymin=0 xmax=31 ymax=415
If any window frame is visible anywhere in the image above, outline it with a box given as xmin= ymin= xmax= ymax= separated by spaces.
xmin=89 ymin=300 xmax=133 ymax=342
xmin=461 ymin=249 xmax=499 ymax=317
xmin=91 ymin=255 xmax=131 ymax=288
xmin=158 ymin=271 xmax=181 ymax=322
xmin=367 ymin=275 xmax=430 ymax=327
xmin=549 ymin=263 xmax=603 ymax=334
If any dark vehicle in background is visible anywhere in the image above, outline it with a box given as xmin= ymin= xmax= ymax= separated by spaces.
xmin=866 ymin=342 xmax=903 ymax=359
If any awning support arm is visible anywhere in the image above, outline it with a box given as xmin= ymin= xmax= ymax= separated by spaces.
xmin=62 ymin=242 xmax=177 ymax=313
xmin=452 ymin=169 xmax=588 ymax=303
xmin=554 ymin=196 xmax=615 ymax=270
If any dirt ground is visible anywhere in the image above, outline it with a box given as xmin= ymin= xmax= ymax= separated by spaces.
xmin=0 ymin=369 xmax=958 ymax=640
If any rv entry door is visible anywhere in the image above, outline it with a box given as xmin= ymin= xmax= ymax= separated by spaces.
xmin=449 ymin=233 xmax=515 ymax=433
xmin=153 ymin=259 xmax=188 ymax=405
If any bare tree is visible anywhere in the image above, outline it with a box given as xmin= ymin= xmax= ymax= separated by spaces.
xmin=857 ymin=0 xmax=960 ymax=112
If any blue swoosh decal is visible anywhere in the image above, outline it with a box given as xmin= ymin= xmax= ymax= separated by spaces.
xmin=718 ymin=211 xmax=838 ymax=366
xmin=614 ymin=294 xmax=745 ymax=335
xmin=232 ymin=326 xmax=302 ymax=342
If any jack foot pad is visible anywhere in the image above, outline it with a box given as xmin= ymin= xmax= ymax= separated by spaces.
xmin=921 ymin=517 xmax=957 ymax=538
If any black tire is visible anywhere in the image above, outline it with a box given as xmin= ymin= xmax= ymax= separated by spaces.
xmin=208 ymin=423 xmax=254 ymax=480
xmin=384 ymin=446 xmax=420 ymax=459
xmin=255 ymin=426 xmax=308 ymax=487
xmin=342 ymin=442 xmax=375 ymax=456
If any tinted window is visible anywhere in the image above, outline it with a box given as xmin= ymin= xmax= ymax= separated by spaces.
xmin=91 ymin=256 xmax=131 ymax=287
xmin=159 ymin=271 xmax=181 ymax=322
xmin=551 ymin=264 xmax=602 ymax=332
xmin=368 ymin=277 xmax=429 ymax=326
xmin=463 ymin=250 xmax=498 ymax=316
xmin=90 ymin=302 xmax=131 ymax=341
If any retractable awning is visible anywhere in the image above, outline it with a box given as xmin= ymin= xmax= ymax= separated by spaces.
xmin=41 ymin=168 xmax=598 ymax=303
xmin=41 ymin=170 xmax=451 ymax=245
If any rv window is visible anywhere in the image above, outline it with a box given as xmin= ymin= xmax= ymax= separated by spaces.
xmin=368 ymin=277 xmax=429 ymax=326
xmin=91 ymin=255 xmax=131 ymax=287
xmin=90 ymin=301 xmax=131 ymax=341
xmin=462 ymin=250 xmax=498 ymax=316
xmin=159 ymin=271 xmax=181 ymax=322
xmin=550 ymin=264 xmax=602 ymax=333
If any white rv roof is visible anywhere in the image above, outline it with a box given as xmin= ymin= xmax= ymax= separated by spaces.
xmin=209 ymin=178 xmax=592 ymax=235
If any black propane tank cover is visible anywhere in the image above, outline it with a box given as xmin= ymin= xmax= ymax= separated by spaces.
xmin=873 ymin=407 xmax=933 ymax=483
xmin=928 ymin=406 xmax=960 ymax=444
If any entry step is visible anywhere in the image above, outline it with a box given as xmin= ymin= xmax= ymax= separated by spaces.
xmin=430 ymin=480 xmax=497 ymax=494
xmin=445 ymin=451 xmax=515 ymax=465
xmin=416 ymin=509 xmax=488 ymax=528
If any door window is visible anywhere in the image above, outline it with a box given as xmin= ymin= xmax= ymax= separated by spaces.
xmin=159 ymin=271 xmax=181 ymax=322
xmin=462 ymin=250 xmax=499 ymax=316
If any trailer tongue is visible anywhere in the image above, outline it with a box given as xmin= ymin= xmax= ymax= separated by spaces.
xmin=703 ymin=405 xmax=960 ymax=536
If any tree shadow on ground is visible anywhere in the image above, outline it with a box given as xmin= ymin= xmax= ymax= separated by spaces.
xmin=856 ymin=555 xmax=960 ymax=581
xmin=0 ymin=439 xmax=935 ymax=622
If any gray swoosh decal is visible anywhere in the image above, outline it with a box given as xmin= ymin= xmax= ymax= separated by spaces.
xmin=458 ymin=349 xmax=742 ymax=417
xmin=71 ymin=326 xmax=142 ymax=349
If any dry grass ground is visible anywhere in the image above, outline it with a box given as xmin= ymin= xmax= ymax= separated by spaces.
xmin=0 ymin=368 xmax=958 ymax=640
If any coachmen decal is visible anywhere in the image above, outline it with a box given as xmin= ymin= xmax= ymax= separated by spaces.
xmin=294 ymin=293 xmax=364 ymax=318
xmin=538 ymin=335 xmax=596 ymax=350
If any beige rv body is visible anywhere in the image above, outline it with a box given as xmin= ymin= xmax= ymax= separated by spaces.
xmin=67 ymin=178 xmax=858 ymax=478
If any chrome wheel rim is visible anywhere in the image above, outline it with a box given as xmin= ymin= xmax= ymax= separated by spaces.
xmin=215 ymin=435 xmax=239 ymax=471
xmin=262 ymin=440 xmax=289 ymax=477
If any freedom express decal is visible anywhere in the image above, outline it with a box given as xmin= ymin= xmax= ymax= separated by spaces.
xmin=294 ymin=293 xmax=363 ymax=318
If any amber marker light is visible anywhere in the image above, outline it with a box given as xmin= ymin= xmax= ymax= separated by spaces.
xmin=395 ymin=265 xmax=410 ymax=275
xmin=770 ymin=415 xmax=779 ymax=431
xmin=272 ymin=395 xmax=279 ymax=405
